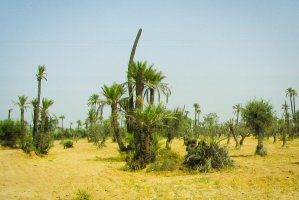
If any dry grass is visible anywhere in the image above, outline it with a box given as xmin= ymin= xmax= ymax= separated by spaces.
xmin=0 ymin=137 xmax=298 ymax=200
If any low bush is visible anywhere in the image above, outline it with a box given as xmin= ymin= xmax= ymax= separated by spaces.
xmin=146 ymin=148 xmax=181 ymax=172
xmin=63 ymin=140 xmax=74 ymax=149
xmin=184 ymin=140 xmax=233 ymax=172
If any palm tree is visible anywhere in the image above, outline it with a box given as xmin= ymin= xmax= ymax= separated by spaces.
xmin=8 ymin=108 xmax=13 ymax=120
xmin=233 ymin=104 xmax=242 ymax=125
xmin=39 ymin=98 xmax=54 ymax=153
xmin=291 ymin=88 xmax=297 ymax=120
xmin=193 ymin=103 xmax=199 ymax=128
xmin=30 ymin=98 xmax=38 ymax=141
xmin=77 ymin=120 xmax=82 ymax=130
xmin=281 ymin=101 xmax=289 ymax=147
xmin=144 ymin=66 xmax=171 ymax=105
xmin=131 ymin=103 xmax=173 ymax=168
xmin=14 ymin=95 xmax=29 ymax=149
xmin=59 ymin=115 xmax=65 ymax=130
xmin=196 ymin=106 xmax=201 ymax=126
xmin=101 ymin=82 xmax=128 ymax=152
xmin=127 ymin=29 xmax=142 ymax=134
xmin=286 ymin=88 xmax=294 ymax=117
xmin=33 ymin=65 xmax=47 ymax=145
xmin=131 ymin=61 xmax=148 ymax=109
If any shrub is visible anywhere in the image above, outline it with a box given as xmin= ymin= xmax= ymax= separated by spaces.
xmin=63 ymin=140 xmax=74 ymax=149
xmin=184 ymin=140 xmax=233 ymax=172
xmin=147 ymin=148 xmax=181 ymax=172
xmin=73 ymin=189 xmax=92 ymax=200
xmin=0 ymin=120 xmax=21 ymax=147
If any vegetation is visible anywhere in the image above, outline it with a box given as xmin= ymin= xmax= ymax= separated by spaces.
xmin=63 ymin=140 xmax=74 ymax=149
xmin=242 ymin=99 xmax=274 ymax=156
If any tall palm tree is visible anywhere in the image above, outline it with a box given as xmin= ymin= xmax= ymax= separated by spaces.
xmin=59 ymin=115 xmax=65 ymax=130
xmin=33 ymin=65 xmax=47 ymax=145
xmin=281 ymin=101 xmax=289 ymax=147
xmin=127 ymin=28 xmax=142 ymax=133
xmin=8 ymin=108 xmax=13 ymax=120
xmin=101 ymin=82 xmax=128 ymax=152
xmin=286 ymin=88 xmax=294 ymax=117
xmin=193 ymin=103 xmax=199 ymax=128
xmin=196 ymin=107 xmax=201 ymax=126
xmin=14 ymin=95 xmax=29 ymax=149
xmin=39 ymin=98 xmax=54 ymax=153
xmin=77 ymin=120 xmax=82 ymax=130
xmin=144 ymin=66 xmax=171 ymax=105
xmin=233 ymin=104 xmax=242 ymax=125
xmin=291 ymin=88 xmax=297 ymax=120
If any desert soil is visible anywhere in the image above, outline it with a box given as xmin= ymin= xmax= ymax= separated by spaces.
xmin=0 ymin=137 xmax=298 ymax=200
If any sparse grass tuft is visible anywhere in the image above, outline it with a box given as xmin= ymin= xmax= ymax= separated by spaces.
xmin=73 ymin=189 xmax=92 ymax=200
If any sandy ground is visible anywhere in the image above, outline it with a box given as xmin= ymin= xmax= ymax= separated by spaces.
xmin=0 ymin=137 xmax=298 ymax=200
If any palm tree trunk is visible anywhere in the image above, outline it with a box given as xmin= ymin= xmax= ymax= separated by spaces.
xmin=135 ymin=67 xmax=144 ymax=110
xmin=236 ymin=111 xmax=239 ymax=125
xmin=34 ymin=80 xmax=41 ymax=148
xmin=111 ymin=104 xmax=127 ymax=152
xmin=21 ymin=108 xmax=25 ymax=149
xmin=127 ymin=29 xmax=142 ymax=133
xmin=150 ymin=88 xmax=155 ymax=105
xmin=194 ymin=109 xmax=197 ymax=128
xmin=39 ymin=113 xmax=45 ymax=154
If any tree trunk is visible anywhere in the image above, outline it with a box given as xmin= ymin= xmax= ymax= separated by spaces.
xmin=194 ymin=109 xmax=197 ymax=128
xmin=111 ymin=104 xmax=127 ymax=152
xmin=150 ymin=88 xmax=155 ymax=105
xmin=256 ymin=131 xmax=266 ymax=156
xmin=34 ymin=80 xmax=41 ymax=148
xmin=239 ymin=135 xmax=245 ymax=146
xmin=38 ymin=113 xmax=45 ymax=154
xmin=227 ymin=131 xmax=231 ymax=144
xmin=127 ymin=29 xmax=142 ymax=133
xmin=21 ymin=108 xmax=25 ymax=149
xmin=229 ymin=124 xmax=240 ymax=149
xmin=135 ymin=67 xmax=144 ymax=110
xmin=273 ymin=131 xmax=277 ymax=143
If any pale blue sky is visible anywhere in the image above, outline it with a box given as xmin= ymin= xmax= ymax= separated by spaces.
xmin=1 ymin=0 xmax=298 ymax=126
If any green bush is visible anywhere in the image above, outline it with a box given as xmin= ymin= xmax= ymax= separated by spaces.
xmin=184 ymin=140 xmax=233 ymax=172
xmin=73 ymin=189 xmax=92 ymax=200
xmin=146 ymin=148 xmax=181 ymax=172
xmin=0 ymin=120 xmax=21 ymax=147
xmin=63 ymin=140 xmax=74 ymax=149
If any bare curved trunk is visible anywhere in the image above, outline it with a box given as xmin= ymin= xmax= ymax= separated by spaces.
xmin=127 ymin=29 xmax=142 ymax=133
xmin=229 ymin=124 xmax=240 ymax=149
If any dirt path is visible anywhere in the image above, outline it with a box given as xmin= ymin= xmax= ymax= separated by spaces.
xmin=0 ymin=138 xmax=299 ymax=200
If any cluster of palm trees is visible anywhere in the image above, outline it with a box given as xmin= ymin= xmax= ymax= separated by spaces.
xmin=12 ymin=65 xmax=54 ymax=154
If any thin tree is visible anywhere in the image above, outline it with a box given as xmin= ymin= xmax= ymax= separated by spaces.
xmin=233 ymin=104 xmax=242 ymax=125
xmin=39 ymin=98 xmax=54 ymax=154
xmin=281 ymin=101 xmax=289 ymax=147
xmin=193 ymin=103 xmax=199 ymax=128
xmin=59 ymin=115 xmax=65 ymax=130
xmin=14 ymin=95 xmax=29 ymax=149
xmin=8 ymin=108 xmax=13 ymax=120
xmin=101 ymin=83 xmax=128 ymax=152
xmin=33 ymin=65 xmax=47 ymax=146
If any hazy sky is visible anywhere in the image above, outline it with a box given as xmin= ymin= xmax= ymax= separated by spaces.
xmin=1 ymin=0 xmax=298 ymax=126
